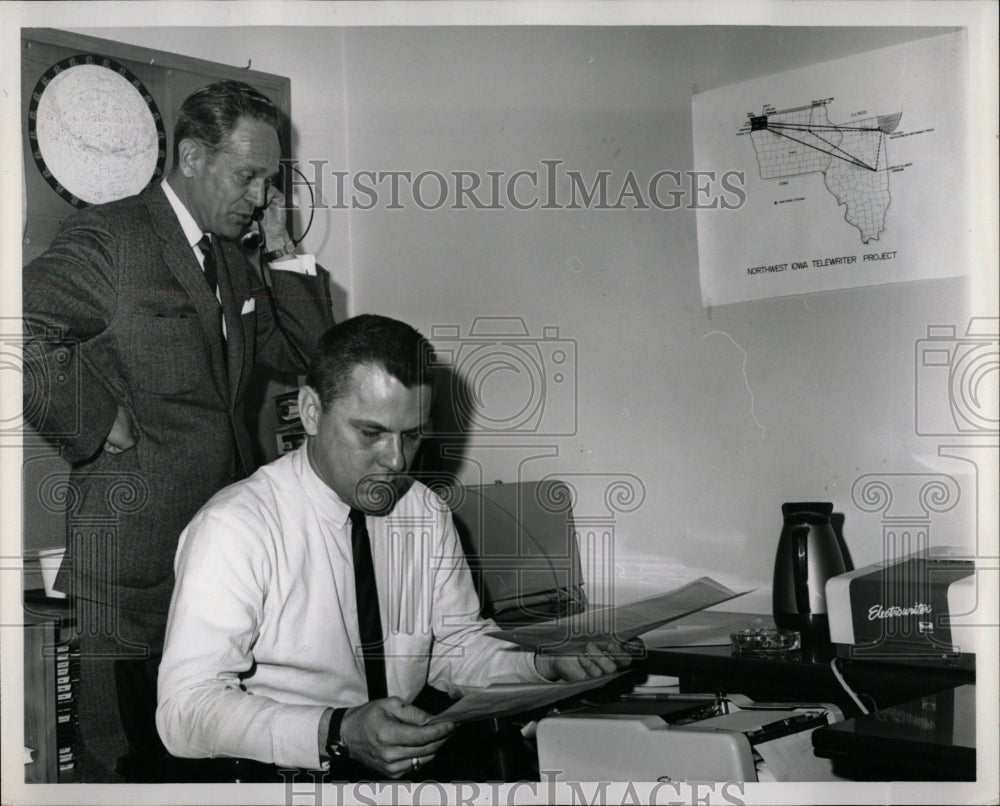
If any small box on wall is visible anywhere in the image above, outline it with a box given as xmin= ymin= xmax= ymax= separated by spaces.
xmin=274 ymin=390 xmax=301 ymax=426
xmin=275 ymin=427 xmax=306 ymax=455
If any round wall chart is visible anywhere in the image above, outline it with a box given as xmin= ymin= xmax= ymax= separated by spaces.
xmin=28 ymin=55 xmax=166 ymax=207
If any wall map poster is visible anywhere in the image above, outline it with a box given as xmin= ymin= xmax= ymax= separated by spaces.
xmin=692 ymin=31 xmax=970 ymax=307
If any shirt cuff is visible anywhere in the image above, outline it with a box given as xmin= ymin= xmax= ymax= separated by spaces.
xmin=270 ymin=704 xmax=329 ymax=769
xmin=523 ymin=650 xmax=553 ymax=683
xmin=268 ymin=254 xmax=316 ymax=276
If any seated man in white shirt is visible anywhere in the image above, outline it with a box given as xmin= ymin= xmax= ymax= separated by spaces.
xmin=156 ymin=314 xmax=636 ymax=779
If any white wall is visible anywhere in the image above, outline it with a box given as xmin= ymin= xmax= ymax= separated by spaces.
xmin=66 ymin=24 xmax=997 ymax=609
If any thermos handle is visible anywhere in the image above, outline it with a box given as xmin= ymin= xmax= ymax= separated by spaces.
xmin=792 ymin=524 xmax=812 ymax=614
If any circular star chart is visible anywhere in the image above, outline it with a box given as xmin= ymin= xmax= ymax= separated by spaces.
xmin=28 ymin=55 xmax=166 ymax=207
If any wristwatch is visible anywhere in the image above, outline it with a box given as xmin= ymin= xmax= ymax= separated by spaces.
xmin=263 ymin=241 xmax=297 ymax=263
xmin=325 ymin=707 xmax=350 ymax=760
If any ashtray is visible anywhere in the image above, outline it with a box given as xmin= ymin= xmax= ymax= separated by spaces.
xmin=730 ymin=628 xmax=801 ymax=656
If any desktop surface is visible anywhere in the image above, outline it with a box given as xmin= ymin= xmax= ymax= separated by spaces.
xmin=811 ymin=684 xmax=976 ymax=781
xmin=641 ymin=613 xmax=975 ymax=718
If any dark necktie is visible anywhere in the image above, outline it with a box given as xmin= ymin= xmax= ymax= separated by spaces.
xmin=349 ymin=508 xmax=387 ymax=701
xmin=196 ymin=235 xmax=228 ymax=371
xmin=196 ymin=234 xmax=218 ymax=298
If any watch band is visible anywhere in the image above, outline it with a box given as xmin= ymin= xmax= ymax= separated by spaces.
xmin=325 ymin=707 xmax=350 ymax=760
xmin=263 ymin=241 xmax=296 ymax=262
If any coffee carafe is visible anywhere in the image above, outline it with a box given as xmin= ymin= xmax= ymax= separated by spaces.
xmin=772 ymin=502 xmax=852 ymax=644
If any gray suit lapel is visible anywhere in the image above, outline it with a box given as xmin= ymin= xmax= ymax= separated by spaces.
xmin=142 ymin=185 xmax=230 ymax=401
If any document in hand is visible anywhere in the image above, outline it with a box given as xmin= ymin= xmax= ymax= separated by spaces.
xmin=424 ymin=672 xmax=627 ymax=725
xmin=487 ymin=576 xmax=750 ymax=652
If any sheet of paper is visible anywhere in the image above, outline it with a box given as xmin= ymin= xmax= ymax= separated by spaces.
xmin=488 ymin=576 xmax=750 ymax=652
xmin=755 ymin=729 xmax=848 ymax=782
xmin=639 ymin=611 xmax=772 ymax=648
xmin=424 ymin=672 xmax=625 ymax=725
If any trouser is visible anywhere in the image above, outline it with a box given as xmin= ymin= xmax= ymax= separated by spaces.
xmin=71 ymin=593 xmax=166 ymax=783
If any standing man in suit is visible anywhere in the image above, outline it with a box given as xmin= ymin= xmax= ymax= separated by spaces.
xmin=22 ymin=79 xmax=334 ymax=782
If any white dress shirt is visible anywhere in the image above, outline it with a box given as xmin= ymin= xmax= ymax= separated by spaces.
xmin=156 ymin=445 xmax=543 ymax=769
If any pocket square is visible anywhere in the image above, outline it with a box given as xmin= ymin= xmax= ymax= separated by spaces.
xmin=241 ymin=298 xmax=256 ymax=315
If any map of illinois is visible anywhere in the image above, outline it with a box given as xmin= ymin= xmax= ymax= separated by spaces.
xmin=744 ymin=101 xmax=902 ymax=244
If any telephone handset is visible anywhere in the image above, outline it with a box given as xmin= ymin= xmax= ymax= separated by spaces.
xmin=240 ymin=163 xmax=315 ymax=253
xmin=241 ymin=205 xmax=266 ymax=250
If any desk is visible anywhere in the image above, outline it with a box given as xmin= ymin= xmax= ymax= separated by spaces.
xmin=639 ymin=636 xmax=976 ymax=783
xmin=812 ymin=684 xmax=976 ymax=781
xmin=643 ymin=643 xmax=974 ymax=718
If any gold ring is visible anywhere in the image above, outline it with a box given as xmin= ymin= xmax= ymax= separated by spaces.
xmin=411 ymin=757 xmax=421 ymax=772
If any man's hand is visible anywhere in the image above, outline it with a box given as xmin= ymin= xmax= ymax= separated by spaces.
xmin=259 ymin=185 xmax=295 ymax=259
xmin=338 ymin=698 xmax=455 ymax=779
xmin=534 ymin=638 xmax=644 ymax=682
xmin=103 ymin=405 xmax=138 ymax=454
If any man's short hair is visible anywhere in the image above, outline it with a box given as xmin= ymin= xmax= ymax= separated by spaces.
xmin=172 ymin=79 xmax=282 ymax=164
xmin=307 ymin=315 xmax=437 ymax=407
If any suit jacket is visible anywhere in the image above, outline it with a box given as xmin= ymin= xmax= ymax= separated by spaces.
xmin=23 ymin=183 xmax=334 ymax=618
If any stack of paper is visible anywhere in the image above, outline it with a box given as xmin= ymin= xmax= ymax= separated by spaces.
xmin=487 ymin=576 xmax=749 ymax=652
xmin=424 ymin=673 xmax=625 ymax=725
xmin=425 ymin=578 xmax=751 ymax=724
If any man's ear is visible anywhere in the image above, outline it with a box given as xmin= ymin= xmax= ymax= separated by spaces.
xmin=176 ymin=137 xmax=207 ymax=179
xmin=298 ymin=385 xmax=322 ymax=436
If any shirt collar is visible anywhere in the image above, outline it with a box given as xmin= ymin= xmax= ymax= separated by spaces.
xmin=162 ymin=178 xmax=206 ymax=249
xmin=292 ymin=442 xmax=353 ymax=529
